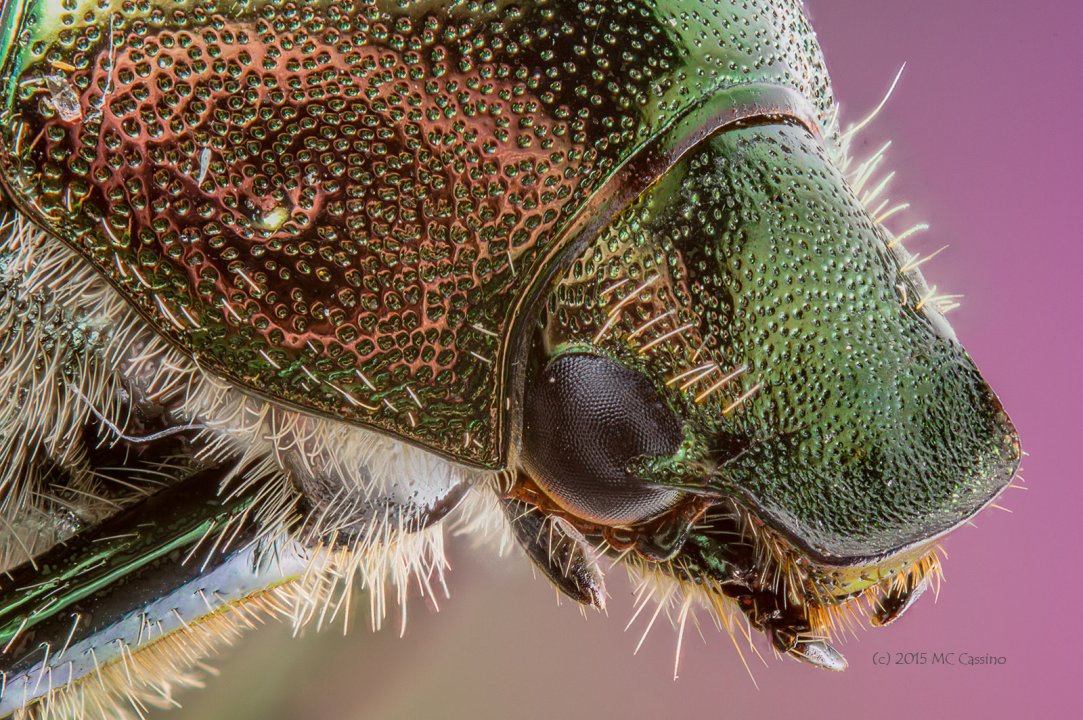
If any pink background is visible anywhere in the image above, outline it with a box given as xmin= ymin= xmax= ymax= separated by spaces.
xmin=158 ymin=2 xmax=1081 ymax=718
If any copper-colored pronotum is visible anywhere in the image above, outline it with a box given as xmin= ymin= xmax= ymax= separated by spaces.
xmin=0 ymin=1 xmax=1019 ymax=717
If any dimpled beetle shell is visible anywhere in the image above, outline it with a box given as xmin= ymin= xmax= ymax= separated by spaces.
xmin=0 ymin=1 xmax=1025 ymax=715
xmin=0 ymin=0 xmax=832 ymax=467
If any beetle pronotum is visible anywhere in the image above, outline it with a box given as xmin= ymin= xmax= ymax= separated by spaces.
xmin=0 ymin=1 xmax=1019 ymax=718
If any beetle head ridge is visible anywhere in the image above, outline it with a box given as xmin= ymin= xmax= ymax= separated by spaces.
xmin=0 ymin=2 xmax=1023 ymax=716
xmin=505 ymin=92 xmax=1017 ymax=670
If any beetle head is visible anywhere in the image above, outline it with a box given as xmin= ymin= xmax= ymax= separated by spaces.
xmin=507 ymin=121 xmax=1020 ymax=668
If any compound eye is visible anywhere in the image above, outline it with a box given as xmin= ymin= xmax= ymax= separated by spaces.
xmin=520 ymin=354 xmax=684 ymax=525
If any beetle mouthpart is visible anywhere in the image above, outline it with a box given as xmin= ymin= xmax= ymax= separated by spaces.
xmin=870 ymin=573 xmax=930 ymax=627
xmin=725 ymin=577 xmax=849 ymax=672
xmin=665 ymin=497 xmax=945 ymax=669
xmin=501 ymin=495 xmax=607 ymax=611
xmin=777 ymin=636 xmax=848 ymax=673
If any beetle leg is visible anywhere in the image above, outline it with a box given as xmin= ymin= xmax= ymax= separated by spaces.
xmin=295 ymin=466 xmax=468 ymax=549
xmin=500 ymin=497 xmax=606 ymax=610
xmin=870 ymin=573 xmax=930 ymax=627
xmin=0 ymin=463 xmax=309 ymax=715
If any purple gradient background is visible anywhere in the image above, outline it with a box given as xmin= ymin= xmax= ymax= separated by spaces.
xmin=155 ymin=2 xmax=1081 ymax=718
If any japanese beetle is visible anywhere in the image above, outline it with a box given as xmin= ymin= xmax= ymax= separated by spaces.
xmin=0 ymin=0 xmax=1018 ymax=717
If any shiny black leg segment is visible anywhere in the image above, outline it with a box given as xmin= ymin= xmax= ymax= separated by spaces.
xmin=0 ymin=464 xmax=262 ymax=693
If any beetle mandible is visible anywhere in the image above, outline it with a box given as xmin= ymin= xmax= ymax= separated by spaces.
xmin=0 ymin=0 xmax=1019 ymax=717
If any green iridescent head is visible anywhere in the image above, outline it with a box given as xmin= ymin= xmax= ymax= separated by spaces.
xmin=0 ymin=0 xmax=1019 ymax=675
xmin=511 ymin=120 xmax=1019 ymax=667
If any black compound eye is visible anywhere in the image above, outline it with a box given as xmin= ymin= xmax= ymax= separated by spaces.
xmin=520 ymin=354 xmax=684 ymax=525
